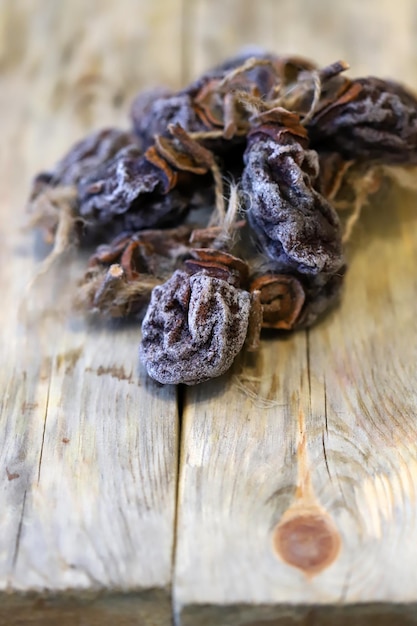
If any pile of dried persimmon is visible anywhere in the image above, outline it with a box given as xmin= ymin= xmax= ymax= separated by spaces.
xmin=28 ymin=51 xmax=417 ymax=384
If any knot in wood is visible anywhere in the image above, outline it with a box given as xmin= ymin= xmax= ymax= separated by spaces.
xmin=273 ymin=513 xmax=341 ymax=577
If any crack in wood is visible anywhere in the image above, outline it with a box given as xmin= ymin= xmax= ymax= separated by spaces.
xmin=172 ymin=383 xmax=185 ymax=626
xmin=321 ymin=380 xmax=334 ymax=481
xmin=339 ymin=563 xmax=353 ymax=604
xmin=11 ymin=489 xmax=27 ymax=575
xmin=322 ymin=432 xmax=332 ymax=482
xmin=305 ymin=329 xmax=312 ymax=415
xmin=324 ymin=378 xmax=329 ymax=436
xmin=37 ymin=373 xmax=52 ymax=485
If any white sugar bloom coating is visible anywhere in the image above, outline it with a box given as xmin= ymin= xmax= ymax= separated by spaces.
xmin=242 ymin=136 xmax=343 ymax=275
xmin=139 ymin=270 xmax=251 ymax=385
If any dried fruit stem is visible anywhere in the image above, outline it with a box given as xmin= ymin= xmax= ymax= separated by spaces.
xmin=301 ymin=71 xmax=322 ymax=126
xmin=27 ymin=191 xmax=78 ymax=292
xmin=209 ymin=159 xmax=226 ymax=226
xmin=218 ymin=56 xmax=275 ymax=88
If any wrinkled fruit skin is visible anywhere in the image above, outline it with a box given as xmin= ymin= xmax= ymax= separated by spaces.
xmin=131 ymin=93 xmax=206 ymax=149
xmin=140 ymin=269 xmax=250 ymax=385
xmin=242 ymin=133 xmax=344 ymax=275
xmin=78 ymin=145 xmax=190 ymax=232
xmin=308 ymin=77 xmax=417 ymax=165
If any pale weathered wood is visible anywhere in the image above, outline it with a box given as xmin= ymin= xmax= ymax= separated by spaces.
xmin=0 ymin=1 xmax=182 ymax=623
xmin=174 ymin=1 xmax=417 ymax=623
xmin=182 ymin=0 xmax=417 ymax=84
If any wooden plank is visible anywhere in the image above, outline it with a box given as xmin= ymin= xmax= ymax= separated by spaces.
xmin=0 ymin=1 xmax=182 ymax=623
xmin=174 ymin=1 xmax=417 ymax=623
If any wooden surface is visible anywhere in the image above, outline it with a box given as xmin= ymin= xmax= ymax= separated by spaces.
xmin=1 ymin=1 xmax=417 ymax=625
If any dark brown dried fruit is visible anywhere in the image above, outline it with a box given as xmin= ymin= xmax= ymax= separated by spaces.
xmin=131 ymin=92 xmax=207 ymax=150
xmin=308 ymin=77 xmax=417 ymax=165
xmin=241 ymin=109 xmax=344 ymax=275
xmin=77 ymin=123 xmax=225 ymax=239
xmin=139 ymin=252 xmax=251 ymax=385
xmin=77 ymin=144 xmax=192 ymax=234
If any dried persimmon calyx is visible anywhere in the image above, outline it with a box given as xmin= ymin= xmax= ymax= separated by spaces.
xmin=249 ymin=267 xmax=346 ymax=331
xmin=250 ymin=273 xmax=305 ymax=330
